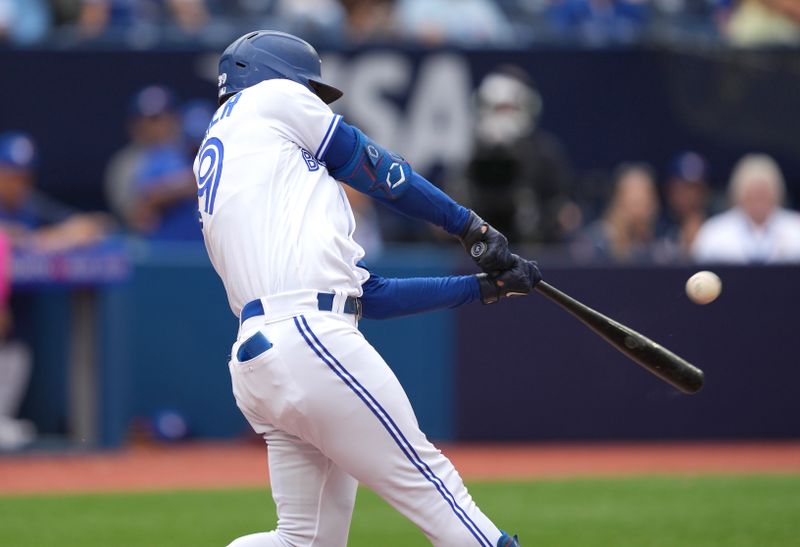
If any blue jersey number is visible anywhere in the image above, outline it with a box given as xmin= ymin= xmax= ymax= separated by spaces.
xmin=197 ymin=137 xmax=224 ymax=215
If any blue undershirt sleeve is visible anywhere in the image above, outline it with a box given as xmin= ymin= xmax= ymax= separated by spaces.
xmin=322 ymin=121 xmax=470 ymax=236
xmin=322 ymin=119 xmax=356 ymax=170
xmin=358 ymin=266 xmax=481 ymax=320
xmin=384 ymin=171 xmax=470 ymax=236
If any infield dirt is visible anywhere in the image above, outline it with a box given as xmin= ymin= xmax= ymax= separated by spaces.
xmin=2 ymin=441 xmax=799 ymax=495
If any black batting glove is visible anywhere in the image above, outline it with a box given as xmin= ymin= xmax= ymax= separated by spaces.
xmin=477 ymin=254 xmax=542 ymax=304
xmin=459 ymin=211 xmax=514 ymax=273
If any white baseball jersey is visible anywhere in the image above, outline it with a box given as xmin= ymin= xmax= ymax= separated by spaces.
xmin=194 ymin=79 xmax=369 ymax=316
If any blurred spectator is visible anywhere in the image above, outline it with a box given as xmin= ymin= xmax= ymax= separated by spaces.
xmin=460 ymin=67 xmax=578 ymax=245
xmin=0 ymin=0 xmax=51 ymax=45
xmin=106 ymin=85 xmax=201 ymax=241
xmin=180 ymin=98 xmax=216 ymax=155
xmin=0 ymin=228 xmax=34 ymax=451
xmin=649 ymin=0 xmax=719 ymax=41
xmin=692 ymin=154 xmax=800 ymax=263
xmin=718 ymin=0 xmax=800 ymax=46
xmin=572 ymin=163 xmax=662 ymax=263
xmin=220 ymin=0 xmax=272 ymax=17
xmin=0 ymin=132 xmax=110 ymax=252
xmin=341 ymin=0 xmax=395 ymax=42
xmin=77 ymin=0 xmax=210 ymax=40
xmin=0 ymin=231 xmax=10 ymax=338
xmin=130 ymin=143 xmax=201 ymax=241
xmin=661 ymin=151 xmax=711 ymax=261
xmin=547 ymin=0 xmax=649 ymax=44
xmin=395 ymin=0 xmax=513 ymax=45
xmin=106 ymin=85 xmax=178 ymax=223
xmin=273 ymin=0 xmax=346 ymax=37
xmin=0 ymin=131 xmax=110 ymax=449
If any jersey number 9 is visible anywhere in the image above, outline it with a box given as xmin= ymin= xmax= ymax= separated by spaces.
xmin=198 ymin=137 xmax=225 ymax=215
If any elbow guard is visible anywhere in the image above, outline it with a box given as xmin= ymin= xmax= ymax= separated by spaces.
xmin=329 ymin=125 xmax=412 ymax=200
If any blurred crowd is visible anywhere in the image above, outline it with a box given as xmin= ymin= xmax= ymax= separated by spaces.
xmin=1 ymin=0 xmax=800 ymax=48
xmin=0 ymin=85 xmax=210 ymax=250
xmin=2 ymin=71 xmax=799 ymax=266
xmin=447 ymin=67 xmax=800 ymax=265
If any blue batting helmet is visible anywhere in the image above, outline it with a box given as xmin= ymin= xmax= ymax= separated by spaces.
xmin=217 ymin=30 xmax=342 ymax=106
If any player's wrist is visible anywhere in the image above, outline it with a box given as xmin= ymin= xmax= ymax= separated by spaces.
xmin=448 ymin=206 xmax=471 ymax=237
xmin=476 ymin=273 xmax=499 ymax=305
xmin=458 ymin=210 xmax=482 ymax=240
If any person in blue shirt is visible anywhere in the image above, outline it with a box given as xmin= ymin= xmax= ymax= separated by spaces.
xmin=547 ymin=0 xmax=648 ymax=44
xmin=0 ymin=0 xmax=50 ymax=46
xmin=76 ymin=0 xmax=210 ymax=40
xmin=120 ymin=87 xmax=202 ymax=241
xmin=130 ymin=140 xmax=202 ymax=241
xmin=0 ymin=132 xmax=109 ymax=251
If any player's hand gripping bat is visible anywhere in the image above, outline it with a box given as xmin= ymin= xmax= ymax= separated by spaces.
xmin=471 ymin=243 xmax=704 ymax=394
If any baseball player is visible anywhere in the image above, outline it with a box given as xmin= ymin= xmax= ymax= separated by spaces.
xmin=195 ymin=31 xmax=541 ymax=547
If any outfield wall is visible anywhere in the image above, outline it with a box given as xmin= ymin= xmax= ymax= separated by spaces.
xmin=17 ymin=245 xmax=798 ymax=446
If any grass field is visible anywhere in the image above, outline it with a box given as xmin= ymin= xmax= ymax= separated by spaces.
xmin=1 ymin=475 xmax=798 ymax=546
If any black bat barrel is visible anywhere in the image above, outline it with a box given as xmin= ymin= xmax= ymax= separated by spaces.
xmin=535 ymin=281 xmax=705 ymax=394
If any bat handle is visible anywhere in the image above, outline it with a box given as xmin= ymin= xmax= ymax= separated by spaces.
xmin=535 ymin=280 xmax=557 ymax=296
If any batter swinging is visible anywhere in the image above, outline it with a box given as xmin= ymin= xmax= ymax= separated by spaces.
xmin=194 ymin=31 xmax=541 ymax=547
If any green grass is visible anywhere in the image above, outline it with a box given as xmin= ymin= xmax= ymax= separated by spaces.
xmin=1 ymin=475 xmax=799 ymax=546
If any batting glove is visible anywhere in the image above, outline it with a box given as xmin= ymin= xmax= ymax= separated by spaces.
xmin=459 ymin=211 xmax=514 ymax=273
xmin=477 ymin=254 xmax=542 ymax=305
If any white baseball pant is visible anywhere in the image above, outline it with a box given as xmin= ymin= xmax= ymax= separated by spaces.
xmin=226 ymin=302 xmax=502 ymax=547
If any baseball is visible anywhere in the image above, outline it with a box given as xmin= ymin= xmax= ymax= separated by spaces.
xmin=685 ymin=271 xmax=722 ymax=305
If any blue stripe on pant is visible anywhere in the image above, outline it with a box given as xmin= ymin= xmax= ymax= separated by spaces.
xmin=293 ymin=315 xmax=492 ymax=547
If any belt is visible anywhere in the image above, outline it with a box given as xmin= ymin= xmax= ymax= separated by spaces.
xmin=240 ymin=292 xmax=362 ymax=323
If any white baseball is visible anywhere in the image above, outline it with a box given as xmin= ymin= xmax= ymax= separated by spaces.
xmin=686 ymin=271 xmax=722 ymax=305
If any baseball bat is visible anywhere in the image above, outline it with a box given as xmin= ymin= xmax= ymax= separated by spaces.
xmin=534 ymin=280 xmax=704 ymax=394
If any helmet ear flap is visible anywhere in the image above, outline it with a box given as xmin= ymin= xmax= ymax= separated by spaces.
xmin=219 ymin=92 xmax=236 ymax=106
